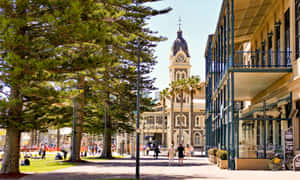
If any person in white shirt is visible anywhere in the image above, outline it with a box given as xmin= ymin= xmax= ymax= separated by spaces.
xmin=168 ymin=144 xmax=175 ymax=166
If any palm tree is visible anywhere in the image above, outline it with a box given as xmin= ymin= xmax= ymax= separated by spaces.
xmin=173 ymin=79 xmax=189 ymax=145
xmin=169 ymin=82 xmax=177 ymax=145
xmin=159 ymin=88 xmax=169 ymax=147
xmin=187 ymin=76 xmax=201 ymax=145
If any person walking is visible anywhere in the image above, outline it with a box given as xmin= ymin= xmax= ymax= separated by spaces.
xmin=168 ymin=144 xmax=175 ymax=166
xmin=177 ymin=144 xmax=185 ymax=166
xmin=146 ymin=146 xmax=150 ymax=156
xmin=186 ymin=144 xmax=191 ymax=159
xmin=154 ymin=145 xmax=160 ymax=159
xmin=41 ymin=147 xmax=46 ymax=160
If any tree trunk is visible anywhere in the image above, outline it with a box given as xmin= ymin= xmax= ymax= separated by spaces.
xmin=0 ymin=127 xmax=21 ymax=174
xmin=170 ymin=95 xmax=175 ymax=145
xmin=71 ymin=75 xmax=85 ymax=162
xmin=179 ymin=91 xmax=184 ymax=144
xmin=37 ymin=130 xmax=40 ymax=147
xmin=1 ymin=86 xmax=23 ymax=175
xmin=189 ymin=90 xmax=193 ymax=146
xmin=56 ymin=128 xmax=60 ymax=150
xmin=162 ymin=99 xmax=166 ymax=147
xmin=100 ymin=96 xmax=112 ymax=159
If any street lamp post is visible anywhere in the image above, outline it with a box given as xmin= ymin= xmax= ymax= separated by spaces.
xmin=136 ymin=36 xmax=141 ymax=180
xmin=136 ymin=1 xmax=140 ymax=179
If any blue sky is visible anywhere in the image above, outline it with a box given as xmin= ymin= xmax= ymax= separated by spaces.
xmin=146 ymin=0 xmax=222 ymax=92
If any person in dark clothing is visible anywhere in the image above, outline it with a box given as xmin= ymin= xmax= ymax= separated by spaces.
xmin=42 ymin=149 xmax=46 ymax=159
xmin=55 ymin=153 xmax=63 ymax=160
xmin=177 ymin=144 xmax=185 ymax=165
xmin=154 ymin=146 xmax=160 ymax=159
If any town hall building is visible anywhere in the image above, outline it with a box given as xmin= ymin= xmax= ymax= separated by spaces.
xmin=141 ymin=26 xmax=206 ymax=150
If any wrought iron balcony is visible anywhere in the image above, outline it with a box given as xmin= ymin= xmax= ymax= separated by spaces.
xmin=233 ymin=51 xmax=292 ymax=68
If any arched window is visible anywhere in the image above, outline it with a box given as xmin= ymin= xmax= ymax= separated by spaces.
xmin=176 ymin=115 xmax=186 ymax=127
xmin=194 ymin=133 xmax=201 ymax=145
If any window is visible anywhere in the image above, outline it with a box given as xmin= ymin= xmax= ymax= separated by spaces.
xmin=176 ymin=115 xmax=186 ymax=127
xmin=195 ymin=116 xmax=204 ymax=127
xmin=267 ymin=33 xmax=273 ymax=66
xmin=175 ymin=71 xmax=186 ymax=80
xmin=285 ymin=9 xmax=291 ymax=65
xmin=296 ymin=0 xmax=300 ymax=58
xmin=176 ymin=73 xmax=180 ymax=80
xmin=194 ymin=133 xmax=201 ymax=145
xmin=195 ymin=116 xmax=200 ymax=127
xmin=275 ymin=22 xmax=281 ymax=66
xmin=261 ymin=41 xmax=266 ymax=66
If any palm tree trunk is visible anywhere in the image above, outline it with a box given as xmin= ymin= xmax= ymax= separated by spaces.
xmin=170 ymin=95 xmax=175 ymax=145
xmin=189 ymin=90 xmax=193 ymax=146
xmin=162 ymin=99 xmax=166 ymax=147
xmin=179 ymin=91 xmax=184 ymax=144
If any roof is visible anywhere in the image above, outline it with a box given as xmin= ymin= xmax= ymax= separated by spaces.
xmin=171 ymin=29 xmax=190 ymax=57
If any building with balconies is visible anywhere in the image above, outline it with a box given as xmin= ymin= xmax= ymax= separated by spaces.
xmin=205 ymin=0 xmax=300 ymax=170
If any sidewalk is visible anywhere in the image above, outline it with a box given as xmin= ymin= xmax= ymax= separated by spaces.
xmin=5 ymin=157 xmax=300 ymax=180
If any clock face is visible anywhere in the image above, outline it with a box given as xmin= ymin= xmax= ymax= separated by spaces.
xmin=176 ymin=54 xmax=185 ymax=63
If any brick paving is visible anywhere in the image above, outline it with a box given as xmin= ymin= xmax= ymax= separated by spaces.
xmin=5 ymin=156 xmax=300 ymax=180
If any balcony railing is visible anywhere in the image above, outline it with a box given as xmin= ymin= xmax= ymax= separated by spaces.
xmin=234 ymin=51 xmax=292 ymax=68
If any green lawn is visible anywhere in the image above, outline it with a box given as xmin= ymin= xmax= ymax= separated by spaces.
xmin=20 ymin=159 xmax=75 ymax=173
xmin=0 ymin=153 xmax=124 ymax=173
xmin=0 ymin=154 xmax=75 ymax=173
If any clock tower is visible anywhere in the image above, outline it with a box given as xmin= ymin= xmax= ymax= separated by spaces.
xmin=169 ymin=27 xmax=191 ymax=82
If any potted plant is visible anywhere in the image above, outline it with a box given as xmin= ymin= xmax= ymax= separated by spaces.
xmin=217 ymin=150 xmax=228 ymax=169
xmin=208 ymin=148 xmax=218 ymax=164
xmin=267 ymin=157 xmax=282 ymax=171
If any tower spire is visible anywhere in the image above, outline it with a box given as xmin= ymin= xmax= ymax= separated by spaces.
xmin=178 ymin=17 xmax=182 ymax=31
xmin=177 ymin=17 xmax=183 ymax=38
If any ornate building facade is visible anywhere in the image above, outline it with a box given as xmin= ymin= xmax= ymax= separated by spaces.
xmin=141 ymin=27 xmax=206 ymax=150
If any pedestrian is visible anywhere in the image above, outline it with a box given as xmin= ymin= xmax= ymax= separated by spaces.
xmin=168 ymin=144 xmax=175 ymax=166
xmin=177 ymin=144 xmax=185 ymax=165
xmin=154 ymin=145 xmax=160 ymax=159
xmin=190 ymin=145 xmax=194 ymax=157
xmin=146 ymin=146 xmax=150 ymax=156
xmin=42 ymin=148 xmax=46 ymax=160
xmin=186 ymin=144 xmax=191 ymax=159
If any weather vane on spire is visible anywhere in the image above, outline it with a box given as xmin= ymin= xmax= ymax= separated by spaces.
xmin=178 ymin=17 xmax=182 ymax=31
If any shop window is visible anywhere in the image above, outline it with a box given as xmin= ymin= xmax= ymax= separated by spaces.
xmin=296 ymin=0 xmax=300 ymax=59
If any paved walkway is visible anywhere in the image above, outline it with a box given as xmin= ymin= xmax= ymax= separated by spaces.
xmin=7 ymin=157 xmax=300 ymax=180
